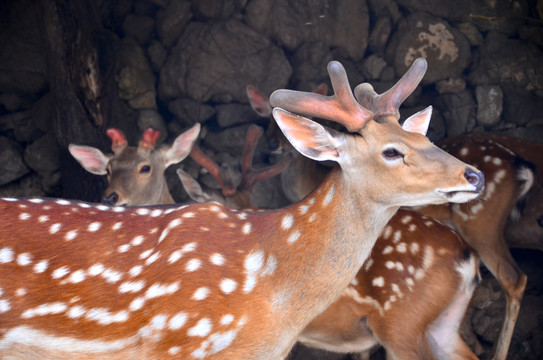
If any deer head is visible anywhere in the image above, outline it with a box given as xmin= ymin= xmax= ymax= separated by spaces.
xmin=68 ymin=124 xmax=200 ymax=206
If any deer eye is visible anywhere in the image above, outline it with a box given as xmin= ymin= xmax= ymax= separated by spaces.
xmin=382 ymin=148 xmax=403 ymax=160
xmin=140 ymin=165 xmax=151 ymax=174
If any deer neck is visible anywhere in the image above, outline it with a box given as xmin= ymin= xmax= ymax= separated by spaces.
xmin=255 ymin=166 xmax=398 ymax=335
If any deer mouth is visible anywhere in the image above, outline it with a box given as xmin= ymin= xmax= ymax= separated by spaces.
xmin=436 ymin=188 xmax=482 ymax=203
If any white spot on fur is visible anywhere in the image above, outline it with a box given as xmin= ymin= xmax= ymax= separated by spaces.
xmin=382 ymin=246 xmax=393 ymax=255
xmin=210 ymin=253 xmax=225 ymax=266
xmin=129 ymin=265 xmax=143 ymax=277
xmin=372 ymin=276 xmax=385 ymax=287
xmin=188 ymin=318 xmax=212 ymax=337
xmin=145 ymin=252 xmax=161 ymax=265
xmin=88 ymin=222 xmax=101 ymax=232
xmin=139 ymin=249 xmax=153 ymax=259
xmin=145 ymin=282 xmax=180 ymax=299
xmin=52 ymin=266 xmax=69 ymax=279
xmin=221 ymin=314 xmax=234 ymax=325
xmin=19 ymin=213 xmax=30 ymax=220
xmin=129 ymin=297 xmax=145 ymax=311
xmin=33 ymin=260 xmax=49 ymax=273
xmin=136 ymin=208 xmax=150 ymax=216
xmin=323 ymin=185 xmax=335 ymax=206
xmin=38 ymin=215 xmax=49 ymax=223
xmin=281 ymin=214 xmax=294 ymax=230
xmin=193 ymin=287 xmax=210 ymax=300
xmin=131 ymin=235 xmax=144 ymax=246
xmin=112 ymin=222 xmax=123 ymax=231
xmin=242 ymin=223 xmax=252 ymax=234
xmin=49 ymin=223 xmax=62 ymax=234
xmin=0 ymin=299 xmax=11 ymax=313
xmin=244 ymin=251 xmax=264 ymax=293
xmin=396 ymin=243 xmax=407 ymax=253
xmin=64 ymin=230 xmax=78 ymax=241
xmin=287 ymin=230 xmax=301 ymax=243
xmin=168 ymin=346 xmax=181 ymax=355
xmin=119 ymin=280 xmax=145 ymax=294
xmin=382 ymin=226 xmax=392 ymax=239
xmin=459 ymin=147 xmax=469 ymax=156
xmin=186 ymin=259 xmax=202 ymax=272
xmin=16 ymin=253 xmax=31 ymax=266
xmin=169 ymin=312 xmax=188 ymax=330
xmin=102 ymin=268 xmax=123 ymax=283
xmin=21 ymin=302 xmax=67 ymax=318
xmin=410 ymin=243 xmax=420 ymax=254
xmin=0 ymin=248 xmax=14 ymax=263
xmin=88 ymin=263 xmax=105 ymax=276
xmin=220 ymin=279 xmax=237 ymax=294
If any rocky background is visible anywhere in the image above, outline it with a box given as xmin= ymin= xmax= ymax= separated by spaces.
xmin=0 ymin=0 xmax=542 ymax=359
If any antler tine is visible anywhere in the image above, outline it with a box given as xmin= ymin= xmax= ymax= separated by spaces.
xmin=354 ymin=57 xmax=428 ymax=121
xmin=189 ymin=146 xmax=236 ymax=196
xmin=139 ymin=128 xmax=160 ymax=150
xmin=270 ymin=61 xmax=373 ymax=132
xmin=106 ymin=128 xmax=128 ymax=154
xmin=239 ymin=124 xmax=292 ymax=191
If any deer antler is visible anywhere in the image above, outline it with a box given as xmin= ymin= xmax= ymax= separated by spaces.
xmin=240 ymin=125 xmax=292 ymax=191
xmin=106 ymin=128 xmax=128 ymax=154
xmin=189 ymin=146 xmax=237 ymax=196
xmin=354 ymin=57 xmax=427 ymax=122
xmin=139 ymin=128 xmax=160 ymax=150
xmin=269 ymin=61 xmax=373 ymax=132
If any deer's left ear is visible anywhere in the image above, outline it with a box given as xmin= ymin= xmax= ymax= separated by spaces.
xmin=402 ymin=106 xmax=432 ymax=135
xmin=162 ymin=123 xmax=201 ymax=167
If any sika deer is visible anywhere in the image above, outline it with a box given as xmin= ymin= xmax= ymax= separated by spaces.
xmin=0 ymin=58 xmax=483 ymax=359
xmin=411 ymin=134 xmax=539 ymax=360
xmin=178 ymin=124 xmax=291 ymax=209
xmin=180 ymin=141 xmax=481 ymax=360
xmin=69 ymin=124 xmax=200 ymax=206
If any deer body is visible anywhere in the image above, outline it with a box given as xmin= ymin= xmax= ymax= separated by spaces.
xmin=0 ymin=59 xmax=483 ymax=359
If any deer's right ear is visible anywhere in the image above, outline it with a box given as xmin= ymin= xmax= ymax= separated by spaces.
xmin=177 ymin=169 xmax=212 ymax=203
xmin=272 ymin=108 xmax=344 ymax=163
xmin=68 ymin=144 xmax=110 ymax=175
xmin=162 ymin=123 xmax=201 ymax=167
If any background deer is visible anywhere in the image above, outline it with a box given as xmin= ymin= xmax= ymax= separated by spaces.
xmin=0 ymin=58 xmax=484 ymax=359
xmin=177 ymin=124 xmax=291 ymax=209
xmin=262 ymin=78 xmax=537 ymax=359
xmin=68 ymin=124 xmax=200 ymax=206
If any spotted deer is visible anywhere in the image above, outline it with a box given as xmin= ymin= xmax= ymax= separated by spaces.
xmin=185 ymin=86 xmax=481 ymax=359
xmin=412 ymin=134 xmax=540 ymax=360
xmin=177 ymin=124 xmax=291 ymax=209
xmin=0 ymin=58 xmax=484 ymax=359
xmin=68 ymin=124 xmax=201 ymax=206
xmin=179 ymin=137 xmax=481 ymax=360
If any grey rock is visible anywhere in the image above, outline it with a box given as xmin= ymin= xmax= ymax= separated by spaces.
xmin=155 ymin=0 xmax=192 ymax=48
xmin=435 ymin=78 xmax=466 ymax=94
xmin=168 ymin=98 xmax=216 ymax=126
xmin=24 ymin=133 xmax=60 ymax=175
xmin=147 ymin=40 xmax=168 ymax=72
xmin=116 ymin=38 xmax=157 ymax=110
xmin=0 ymin=137 xmax=30 ymax=186
xmin=159 ymin=20 xmax=292 ymax=103
xmin=216 ymin=103 xmax=260 ymax=128
xmin=392 ymin=12 xmax=471 ymax=84
xmin=245 ymin=0 xmax=369 ymax=61
xmin=362 ymin=54 xmax=388 ymax=80
xmin=435 ymin=90 xmax=476 ymax=137
xmin=476 ymin=85 xmax=503 ymax=127
xmin=191 ymin=0 xmax=244 ymax=20
xmin=0 ymin=173 xmax=46 ymax=198
xmin=122 ymin=14 xmax=155 ymax=45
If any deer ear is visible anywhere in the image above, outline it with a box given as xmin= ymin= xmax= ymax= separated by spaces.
xmin=177 ymin=169 xmax=212 ymax=203
xmin=246 ymin=85 xmax=272 ymax=118
xmin=68 ymin=144 xmax=110 ymax=175
xmin=272 ymin=108 xmax=344 ymax=162
xmin=402 ymin=106 xmax=432 ymax=135
xmin=162 ymin=123 xmax=201 ymax=167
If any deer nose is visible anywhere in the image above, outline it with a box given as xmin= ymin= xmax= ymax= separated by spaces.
xmin=464 ymin=168 xmax=485 ymax=192
xmin=103 ymin=192 xmax=119 ymax=206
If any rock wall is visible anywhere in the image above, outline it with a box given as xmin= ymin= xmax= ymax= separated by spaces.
xmin=0 ymin=0 xmax=542 ymax=358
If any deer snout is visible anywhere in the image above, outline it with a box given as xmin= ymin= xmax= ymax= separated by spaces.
xmin=464 ymin=168 xmax=485 ymax=192
xmin=103 ymin=192 xmax=120 ymax=206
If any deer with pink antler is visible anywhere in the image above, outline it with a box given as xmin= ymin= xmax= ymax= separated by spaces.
xmin=177 ymin=124 xmax=292 ymax=210
xmin=68 ymin=124 xmax=201 ymax=206
xmin=262 ymin=81 xmax=538 ymax=359
xmin=0 ymin=58 xmax=484 ymax=359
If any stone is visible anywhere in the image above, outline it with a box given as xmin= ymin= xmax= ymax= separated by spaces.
xmin=435 ymin=78 xmax=466 ymax=94
xmin=24 ymin=133 xmax=60 ymax=175
xmin=216 ymin=103 xmax=260 ymax=128
xmin=167 ymin=98 xmax=216 ymax=126
xmin=476 ymin=86 xmax=503 ymax=127
xmin=0 ymin=137 xmax=30 ymax=186
xmin=245 ymin=0 xmax=369 ymax=61
xmin=435 ymin=90 xmax=476 ymax=137
xmin=116 ymin=38 xmax=157 ymax=110
xmin=137 ymin=109 xmax=168 ymax=145
xmin=159 ymin=20 xmax=292 ymax=103
xmin=392 ymin=12 xmax=471 ymax=84
xmin=362 ymin=54 xmax=388 ymax=80
xmin=0 ymin=173 xmax=46 ymax=198
xmin=155 ymin=0 xmax=192 ymax=48
xmin=122 ymin=14 xmax=154 ymax=45
xmin=147 ymin=40 xmax=168 ymax=72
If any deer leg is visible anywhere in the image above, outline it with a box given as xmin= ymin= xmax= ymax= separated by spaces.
xmin=456 ymin=225 xmax=527 ymax=360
